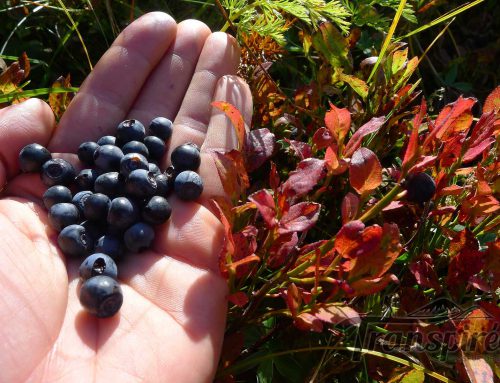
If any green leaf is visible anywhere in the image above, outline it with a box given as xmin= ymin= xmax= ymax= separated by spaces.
xmin=312 ymin=22 xmax=352 ymax=70
xmin=334 ymin=68 xmax=369 ymax=99
xmin=256 ymin=359 xmax=274 ymax=383
xmin=0 ymin=87 xmax=78 ymax=103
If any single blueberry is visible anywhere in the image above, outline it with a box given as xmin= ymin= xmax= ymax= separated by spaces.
xmin=97 ymin=136 xmax=116 ymax=146
xmin=40 ymin=158 xmax=76 ymax=186
xmin=75 ymin=168 xmax=99 ymax=191
xmin=122 ymin=140 xmax=149 ymax=157
xmin=148 ymin=162 xmax=161 ymax=176
xmin=116 ymin=119 xmax=146 ymax=144
xmin=404 ymin=172 xmax=436 ymax=205
xmin=124 ymin=222 xmax=155 ymax=253
xmin=58 ymin=224 xmax=94 ymax=258
xmin=143 ymin=136 xmax=166 ymax=161
xmin=83 ymin=193 xmax=111 ymax=221
xmin=95 ymin=235 xmax=124 ymax=259
xmin=19 ymin=143 xmax=52 ymax=172
xmin=107 ymin=197 xmax=139 ymax=230
xmin=154 ymin=173 xmax=171 ymax=196
xmin=72 ymin=190 xmax=93 ymax=215
xmin=94 ymin=145 xmax=124 ymax=171
xmin=171 ymin=143 xmax=201 ymax=171
xmin=43 ymin=185 xmax=72 ymax=210
xmin=125 ymin=169 xmax=157 ymax=199
xmin=77 ymin=141 xmax=99 ymax=165
xmin=79 ymin=253 xmax=118 ymax=281
xmin=94 ymin=172 xmax=123 ymax=197
xmin=48 ymin=203 xmax=80 ymax=232
xmin=79 ymin=275 xmax=123 ymax=318
xmin=81 ymin=220 xmax=107 ymax=241
xmin=149 ymin=117 xmax=173 ymax=141
xmin=174 ymin=170 xmax=203 ymax=201
xmin=120 ymin=152 xmax=149 ymax=177
xmin=142 ymin=196 xmax=172 ymax=225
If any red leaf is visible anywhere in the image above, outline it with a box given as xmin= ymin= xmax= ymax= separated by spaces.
xmin=463 ymin=112 xmax=496 ymax=163
xmin=409 ymin=254 xmax=441 ymax=291
xmin=227 ymin=254 xmax=260 ymax=276
xmin=439 ymin=132 xmax=466 ymax=167
xmin=210 ymin=199 xmax=235 ymax=278
xmin=483 ymin=85 xmax=500 ymax=114
xmin=285 ymin=283 xmax=301 ymax=316
xmin=458 ymin=353 xmax=494 ymax=383
xmin=294 ymin=312 xmax=323 ymax=332
xmin=341 ymin=192 xmax=359 ymax=224
xmin=312 ymin=126 xmax=334 ymax=149
xmin=232 ymin=225 xmax=258 ymax=273
xmin=245 ymin=128 xmax=275 ymax=172
xmin=408 ymin=155 xmax=437 ymax=174
xmin=285 ymin=139 xmax=312 ymax=160
xmin=349 ymin=147 xmax=382 ymax=195
xmin=402 ymin=99 xmax=426 ymax=171
xmin=314 ymin=304 xmax=361 ymax=326
xmin=343 ymin=116 xmax=385 ymax=158
xmin=213 ymin=150 xmax=250 ymax=202
xmin=282 ymin=158 xmax=325 ymax=199
xmin=248 ymin=189 xmax=277 ymax=228
xmin=211 ymin=101 xmax=246 ymax=149
xmin=268 ymin=232 xmax=298 ymax=268
xmin=227 ymin=292 xmax=249 ymax=307
xmin=325 ymin=104 xmax=351 ymax=146
xmin=347 ymin=274 xmax=399 ymax=297
xmin=269 ymin=161 xmax=280 ymax=191
xmin=279 ymin=202 xmax=321 ymax=234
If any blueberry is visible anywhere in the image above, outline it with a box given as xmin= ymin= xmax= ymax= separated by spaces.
xmin=79 ymin=275 xmax=123 ymax=318
xmin=83 ymin=193 xmax=111 ymax=221
xmin=75 ymin=168 xmax=99 ymax=191
xmin=120 ymin=152 xmax=149 ymax=177
xmin=81 ymin=220 xmax=106 ymax=241
xmin=122 ymin=141 xmax=149 ymax=157
xmin=125 ymin=169 xmax=157 ymax=199
xmin=58 ymin=224 xmax=94 ymax=257
xmin=97 ymin=136 xmax=116 ymax=146
xmin=19 ymin=143 xmax=52 ymax=172
xmin=404 ymin=172 xmax=436 ymax=205
xmin=155 ymin=173 xmax=171 ymax=196
xmin=94 ymin=172 xmax=123 ymax=197
xmin=95 ymin=235 xmax=124 ymax=259
xmin=149 ymin=117 xmax=173 ymax=141
xmin=48 ymin=203 xmax=80 ymax=232
xmin=142 ymin=196 xmax=172 ymax=225
xmin=171 ymin=143 xmax=200 ymax=171
xmin=143 ymin=136 xmax=166 ymax=161
xmin=107 ymin=197 xmax=139 ymax=230
xmin=124 ymin=222 xmax=155 ymax=253
xmin=72 ymin=190 xmax=93 ymax=215
xmin=94 ymin=145 xmax=124 ymax=171
xmin=77 ymin=142 xmax=99 ymax=165
xmin=148 ymin=162 xmax=161 ymax=176
xmin=43 ymin=185 xmax=72 ymax=210
xmin=79 ymin=253 xmax=118 ymax=281
xmin=116 ymin=119 xmax=146 ymax=144
xmin=40 ymin=158 xmax=76 ymax=186
xmin=174 ymin=170 xmax=203 ymax=201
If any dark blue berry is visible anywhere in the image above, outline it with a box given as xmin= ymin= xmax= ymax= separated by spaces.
xmin=149 ymin=117 xmax=173 ymax=141
xmin=83 ymin=193 xmax=111 ymax=221
xmin=41 ymin=158 xmax=76 ymax=186
xmin=143 ymin=136 xmax=166 ymax=161
xmin=79 ymin=253 xmax=118 ymax=281
xmin=107 ymin=197 xmax=139 ymax=230
xmin=142 ymin=196 xmax=171 ymax=225
xmin=79 ymin=275 xmax=123 ymax=318
xmin=72 ymin=190 xmax=93 ymax=215
xmin=94 ymin=172 xmax=123 ymax=197
xmin=148 ymin=162 xmax=161 ymax=176
xmin=174 ymin=170 xmax=203 ymax=201
xmin=95 ymin=235 xmax=124 ymax=259
xmin=77 ymin=142 xmax=99 ymax=165
xmin=171 ymin=143 xmax=200 ymax=171
xmin=43 ymin=185 xmax=72 ymax=210
xmin=81 ymin=220 xmax=106 ymax=241
xmin=58 ymin=224 xmax=94 ymax=257
xmin=94 ymin=145 xmax=124 ymax=171
xmin=48 ymin=203 xmax=80 ymax=232
xmin=122 ymin=141 xmax=149 ymax=157
xmin=75 ymin=168 xmax=99 ymax=191
xmin=97 ymin=136 xmax=116 ymax=146
xmin=124 ymin=222 xmax=155 ymax=253
xmin=120 ymin=153 xmax=149 ymax=177
xmin=125 ymin=169 xmax=157 ymax=198
xmin=19 ymin=143 xmax=52 ymax=172
xmin=404 ymin=172 xmax=436 ymax=205
xmin=116 ymin=119 xmax=146 ymax=144
xmin=155 ymin=173 xmax=171 ymax=196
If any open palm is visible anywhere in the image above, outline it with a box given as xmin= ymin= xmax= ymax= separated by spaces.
xmin=0 ymin=13 xmax=251 ymax=382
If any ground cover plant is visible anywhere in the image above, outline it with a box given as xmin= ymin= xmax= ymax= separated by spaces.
xmin=1 ymin=0 xmax=499 ymax=382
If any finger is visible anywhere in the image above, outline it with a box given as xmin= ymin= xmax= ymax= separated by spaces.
xmin=126 ymin=20 xmax=211 ymax=125
xmin=165 ymin=32 xmax=241 ymax=166
xmin=0 ymin=99 xmax=55 ymax=189
xmin=49 ymin=12 xmax=177 ymax=152
xmin=197 ymin=75 xmax=252 ymax=203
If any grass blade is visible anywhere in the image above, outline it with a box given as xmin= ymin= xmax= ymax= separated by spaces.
xmin=0 ymin=87 xmax=79 ymax=103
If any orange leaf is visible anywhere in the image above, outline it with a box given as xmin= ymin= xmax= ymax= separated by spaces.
xmin=211 ymin=101 xmax=246 ymax=150
xmin=402 ymin=98 xmax=426 ymax=172
xmin=347 ymin=274 xmax=399 ymax=297
xmin=483 ymin=85 xmax=500 ymax=114
xmin=213 ymin=150 xmax=249 ymax=203
xmin=325 ymin=104 xmax=351 ymax=147
xmin=313 ymin=303 xmax=361 ymax=326
xmin=341 ymin=192 xmax=359 ymax=224
xmin=458 ymin=352 xmax=494 ymax=383
xmin=227 ymin=292 xmax=249 ymax=307
xmin=294 ymin=312 xmax=323 ymax=332
xmin=349 ymin=147 xmax=382 ymax=195
xmin=285 ymin=283 xmax=301 ymax=317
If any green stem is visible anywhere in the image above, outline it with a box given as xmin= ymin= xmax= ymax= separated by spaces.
xmin=358 ymin=184 xmax=403 ymax=223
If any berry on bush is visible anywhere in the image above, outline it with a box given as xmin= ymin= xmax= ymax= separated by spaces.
xmin=403 ymin=172 xmax=436 ymax=205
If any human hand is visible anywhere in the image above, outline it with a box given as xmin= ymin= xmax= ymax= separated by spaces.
xmin=0 ymin=12 xmax=252 ymax=382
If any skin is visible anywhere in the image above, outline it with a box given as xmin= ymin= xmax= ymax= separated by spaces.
xmin=0 ymin=12 xmax=252 ymax=383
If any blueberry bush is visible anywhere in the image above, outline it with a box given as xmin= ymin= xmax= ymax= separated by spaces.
xmin=1 ymin=0 xmax=499 ymax=382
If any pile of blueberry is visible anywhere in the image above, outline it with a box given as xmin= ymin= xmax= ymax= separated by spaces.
xmin=18 ymin=117 xmax=203 ymax=318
